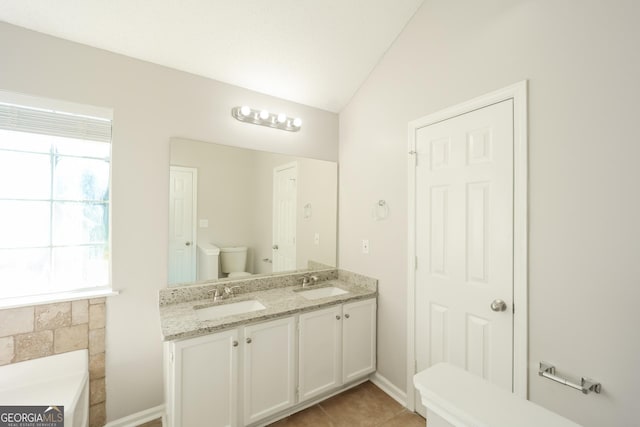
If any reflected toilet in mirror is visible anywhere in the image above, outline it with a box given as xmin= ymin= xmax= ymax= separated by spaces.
xmin=220 ymin=246 xmax=251 ymax=278
xmin=197 ymin=243 xmax=220 ymax=281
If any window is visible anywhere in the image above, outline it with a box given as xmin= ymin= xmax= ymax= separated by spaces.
xmin=0 ymin=93 xmax=112 ymax=301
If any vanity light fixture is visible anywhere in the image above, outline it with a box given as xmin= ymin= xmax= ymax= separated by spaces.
xmin=232 ymin=106 xmax=302 ymax=132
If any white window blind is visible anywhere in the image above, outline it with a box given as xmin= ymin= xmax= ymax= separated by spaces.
xmin=0 ymin=102 xmax=112 ymax=143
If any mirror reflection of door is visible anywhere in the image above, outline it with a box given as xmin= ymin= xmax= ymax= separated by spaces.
xmin=169 ymin=166 xmax=197 ymax=284
xmin=272 ymin=162 xmax=297 ymax=272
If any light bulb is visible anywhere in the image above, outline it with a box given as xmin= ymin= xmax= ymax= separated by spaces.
xmin=259 ymin=110 xmax=270 ymax=120
xmin=277 ymin=113 xmax=287 ymax=124
xmin=240 ymin=105 xmax=251 ymax=116
xmin=292 ymin=118 xmax=302 ymax=127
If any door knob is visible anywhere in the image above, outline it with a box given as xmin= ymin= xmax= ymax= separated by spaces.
xmin=246 ymin=338 xmax=252 ymax=344
xmin=272 ymin=244 xmax=279 ymax=250
xmin=185 ymin=242 xmax=191 ymax=246
xmin=491 ymin=299 xmax=507 ymax=312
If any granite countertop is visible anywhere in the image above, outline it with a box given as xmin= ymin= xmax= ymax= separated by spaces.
xmin=160 ymin=279 xmax=376 ymax=341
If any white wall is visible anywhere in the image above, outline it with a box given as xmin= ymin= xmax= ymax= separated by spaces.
xmin=338 ymin=1 xmax=640 ymax=425
xmin=0 ymin=22 xmax=338 ymax=421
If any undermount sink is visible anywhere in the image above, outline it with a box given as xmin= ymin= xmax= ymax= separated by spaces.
xmin=196 ymin=299 xmax=266 ymax=321
xmin=297 ymin=286 xmax=349 ymax=300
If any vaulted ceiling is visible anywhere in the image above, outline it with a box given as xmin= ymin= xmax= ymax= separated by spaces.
xmin=0 ymin=0 xmax=424 ymax=112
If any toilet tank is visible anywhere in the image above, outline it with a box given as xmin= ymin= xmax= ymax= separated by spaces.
xmin=197 ymin=243 xmax=220 ymax=281
xmin=220 ymin=246 xmax=248 ymax=273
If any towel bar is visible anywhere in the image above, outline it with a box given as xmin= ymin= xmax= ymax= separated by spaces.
xmin=538 ymin=362 xmax=601 ymax=394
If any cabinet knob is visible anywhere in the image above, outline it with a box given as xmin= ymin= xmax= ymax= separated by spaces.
xmin=232 ymin=340 xmax=238 ymax=347
xmin=345 ymin=314 xmax=350 ymax=319
xmin=246 ymin=338 xmax=252 ymax=344
xmin=336 ymin=315 xmax=341 ymax=320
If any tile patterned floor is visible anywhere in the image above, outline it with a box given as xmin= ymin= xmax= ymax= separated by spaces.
xmin=136 ymin=381 xmax=425 ymax=427
xmin=270 ymin=381 xmax=425 ymax=427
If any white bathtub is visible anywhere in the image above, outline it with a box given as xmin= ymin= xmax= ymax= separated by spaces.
xmin=0 ymin=349 xmax=89 ymax=427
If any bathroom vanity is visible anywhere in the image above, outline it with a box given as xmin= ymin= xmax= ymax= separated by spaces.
xmin=159 ymin=269 xmax=377 ymax=427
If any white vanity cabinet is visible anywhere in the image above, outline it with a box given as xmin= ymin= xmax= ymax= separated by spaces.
xmin=298 ymin=298 xmax=377 ymax=403
xmin=242 ymin=316 xmax=296 ymax=425
xmin=342 ymin=298 xmax=377 ymax=382
xmin=165 ymin=298 xmax=376 ymax=427
xmin=165 ymin=329 xmax=239 ymax=427
xmin=165 ymin=317 xmax=297 ymax=427
xmin=298 ymin=305 xmax=343 ymax=401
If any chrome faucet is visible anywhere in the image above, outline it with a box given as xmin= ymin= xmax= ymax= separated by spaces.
xmin=209 ymin=285 xmax=241 ymax=302
xmin=210 ymin=288 xmax=222 ymax=301
xmin=301 ymin=275 xmax=319 ymax=288
xmin=224 ymin=286 xmax=241 ymax=298
xmin=210 ymin=288 xmax=223 ymax=302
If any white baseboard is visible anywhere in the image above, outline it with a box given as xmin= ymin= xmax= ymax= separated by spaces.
xmin=104 ymin=404 xmax=165 ymax=427
xmin=369 ymin=372 xmax=407 ymax=407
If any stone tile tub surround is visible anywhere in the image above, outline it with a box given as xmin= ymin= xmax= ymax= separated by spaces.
xmin=159 ymin=268 xmax=377 ymax=341
xmin=0 ymin=298 xmax=107 ymax=427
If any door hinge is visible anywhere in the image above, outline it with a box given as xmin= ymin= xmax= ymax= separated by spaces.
xmin=411 ymin=150 xmax=418 ymax=167
xmin=512 ymin=303 xmax=515 ymax=314
xmin=415 ymin=256 xmax=418 ymax=270
xmin=415 ymin=360 xmax=418 ymax=373
xmin=170 ymin=351 xmax=174 ymax=364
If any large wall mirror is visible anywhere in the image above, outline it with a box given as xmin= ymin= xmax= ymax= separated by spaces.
xmin=168 ymin=137 xmax=337 ymax=286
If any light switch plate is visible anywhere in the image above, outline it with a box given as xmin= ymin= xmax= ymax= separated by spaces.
xmin=314 ymin=233 xmax=320 ymax=245
xmin=362 ymin=239 xmax=369 ymax=254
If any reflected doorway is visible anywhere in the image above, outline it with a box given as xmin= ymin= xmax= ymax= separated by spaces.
xmin=272 ymin=162 xmax=297 ymax=272
xmin=169 ymin=166 xmax=197 ymax=284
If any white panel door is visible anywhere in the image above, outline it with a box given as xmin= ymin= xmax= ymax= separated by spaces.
xmin=272 ymin=162 xmax=297 ymax=272
xmin=243 ymin=316 xmax=296 ymax=425
xmin=169 ymin=330 xmax=238 ymax=427
xmin=414 ymin=100 xmax=514 ymax=413
xmin=169 ymin=166 xmax=197 ymax=285
xmin=299 ymin=305 xmax=342 ymax=402
xmin=342 ymin=299 xmax=377 ymax=383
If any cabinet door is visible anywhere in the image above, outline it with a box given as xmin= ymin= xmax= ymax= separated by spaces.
xmin=342 ymin=299 xmax=377 ymax=383
xmin=243 ymin=316 xmax=296 ymax=425
xmin=169 ymin=330 xmax=239 ymax=427
xmin=298 ymin=305 xmax=342 ymax=402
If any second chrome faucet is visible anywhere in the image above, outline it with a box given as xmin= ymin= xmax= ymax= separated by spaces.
xmin=212 ymin=285 xmax=241 ymax=302
xmin=300 ymin=275 xmax=319 ymax=288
